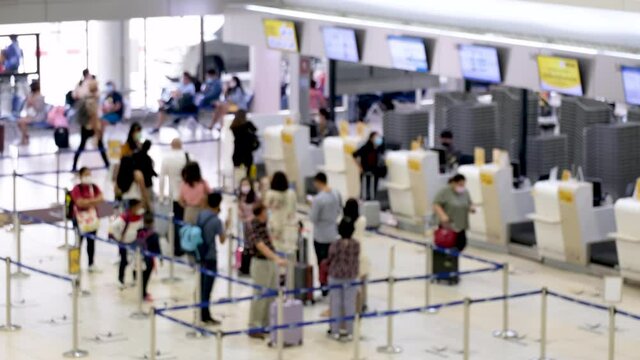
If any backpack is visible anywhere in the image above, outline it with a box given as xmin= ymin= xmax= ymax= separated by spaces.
xmin=180 ymin=224 xmax=204 ymax=260
xmin=76 ymin=98 xmax=91 ymax=126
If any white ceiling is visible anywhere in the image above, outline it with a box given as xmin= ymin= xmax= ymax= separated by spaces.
xmin=512 ymin=0 xmax=640 ymax=12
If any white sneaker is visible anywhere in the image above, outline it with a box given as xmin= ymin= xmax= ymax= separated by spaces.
xmin=88 ymin=265 xmax=100 ymax=274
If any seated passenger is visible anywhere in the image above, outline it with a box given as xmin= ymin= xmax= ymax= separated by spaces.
xmin=208 ymin=75 xmax=249 ymax=130
xmin=18 ymin=81 xmax=47 ymax=145
xmin=153 ymin=72 xmax=197 ymax=133
xmin=101 ymin=81 xmax=124 ymax=126
xmin=198 ymin=69 xmax=222 ymax=108
xmin=313 ymin=108 xmax=338 ymax=144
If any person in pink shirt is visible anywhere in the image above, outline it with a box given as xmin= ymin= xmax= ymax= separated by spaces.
xmin=179 ymin=162 xmax=211 ymax=224
xmin=308 ymin=79 xmax=327 ymax=111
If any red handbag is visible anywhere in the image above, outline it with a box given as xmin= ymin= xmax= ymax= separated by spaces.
xmin=434 ymin=227 xmax=458 ymax=249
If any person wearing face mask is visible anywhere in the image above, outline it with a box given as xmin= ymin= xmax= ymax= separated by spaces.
xmin=313 ymin=108 xmax=338 ymax=144
xmin=101 ymin=80 xmax=124 ymax=126
xmin=353 ymin=131 xmax=386 ymax=200
xmin=153 ymin=72 xmax=198 ymax=133
xmin=121 ymin=122 xmax=143 ymax=159
xmin=237 ymin=178 xmax=260 ymax=275
xmin=208 ymin=75 xmax=249 ymax=131
xmin=70 ymin=167 xmax=104 ymax=273
xmin=439 ymin=130 xmax=460 ymax=172
xmin=433 ymin=174 xmax=473 ymax=252
xmin=109 ymin=199 xmax=145 ymax=289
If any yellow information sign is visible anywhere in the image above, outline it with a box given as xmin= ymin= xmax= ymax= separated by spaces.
xmin=558 ymin=188 xmax=574 ymax=204
xmin=281 ymin=131 xmax=293 ymax=145
xmin=408 ymin=158 xmax=421 ymax=172
xmin=636 ymin=178 xmax=640 ymax=201
xmin=537 ymin=55 xmax=583 ymax=96
xmin=263 ymin=19 xmax=299 ymax=52
xmin=343 ymin=143 xmax=355 ymax=154
xmin=68 ymin=247 xmax=81 ymax=275
xmin=356 ymin=122 xmax=366 ymax=137
xmin=107 ymin=140 xmax=121 ymax=160
xmin=561 ymin=170 xmax=572 ymax=182
xmin=480 ymin=172 xmax=494 ymax=186
xmin=474 ymin=147 xmax=486 ymax=166
xmin=339 ymin=121 xmax=349 ymax=138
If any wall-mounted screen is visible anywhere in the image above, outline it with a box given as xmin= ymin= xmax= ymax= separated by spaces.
xmin=387 ymin=36 xmax=428 ymax=73
xmin=262 ymin=19 xmax=299 ymax=52
xmin=458 ymin=44 xmax=502 ymax=84
xmin=621 ymin=66 xmax=640 ymax=106
xmin=0 ymin=34 xmax=39 ymax=76
xmin=322 ymin=27 xmax=359 ymax=63
xmin=537 ymin=55 xmax=583 ymax=96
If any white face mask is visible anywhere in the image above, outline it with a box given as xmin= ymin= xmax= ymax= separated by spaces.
xmin=241 ymin=185 xmax=251 ymax=194
xmin=455 ymin=186 xmax=466 ymax=194
xmin=80 ymin=176 xmax=92 ymax=185
xmin=136 ymin=208 xmax=146 ymax=216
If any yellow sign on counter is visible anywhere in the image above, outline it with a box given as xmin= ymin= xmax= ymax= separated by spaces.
xmin=343 ymin=143 xmax=355 ymax=154
xmin=558 ymin=188 xmax=574 ymax=204
xmin=339 ymin=121 xmax=349 ymax=138
xmin=107 ymin=140 xmax=121 ymax=160
xmin=537 ymin=55 xmax=583 ymax=96
xmin=480 ymin=172 xmax=494 ymax=186
xmin=356 ymin=122 xmax=366 ymax=137
xmin=561 ymin=170 xmax=572 ymax=182
xmin=474 ymin=147 xmax=486 ymax=166
xmin=408 ymin=158 xmax=421 ymax=172
xmin=281 ymin=131 xmax=293 ymax=144
xmin=636 ymin=178 xmax=640 ymax=201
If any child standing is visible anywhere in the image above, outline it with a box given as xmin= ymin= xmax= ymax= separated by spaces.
xmin=109 ymin=199 xmax=144 ymax=289
xmin=326 ymin=219 xmax=360 ymax=341
xmin=136 ymin=212 xmax=162 ymax=302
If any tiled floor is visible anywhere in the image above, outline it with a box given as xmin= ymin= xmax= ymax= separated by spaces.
xmin=1 ymin=122 xmax=639 ymax=359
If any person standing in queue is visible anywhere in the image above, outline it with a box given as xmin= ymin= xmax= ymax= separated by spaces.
xmin=180 ymin=161 xmax=211 ymax=224
xmin=132 ymin=140 xmax=158 ymax=201
xmin=72 ymin=80 xmax=110 ymax=172
xmin=116 ymin=156 xmax=150 ymax=210
xmin=70 ymin=167 xmax=104 ymax=273
xmin=310 ymin=172 xmax=342 ymax=296
xmin=159 ymin=138 xmax=189 ymax=256
xmin=433 ymin=174 xmax=473 ymax=251
xmin=352 ymin=131 xmax=385 ymax=200
xmin=247 ymin=203 xmax=287 ymax=339
xmin=326 ymin=219 xmax=360 ymax=341
xmin=342 ymin=198 xmax=369 ymax=312
xmin=196 ymin=192 xmax=227 ymax=325
xmin=264 ymin=171 xmax=298 ymax=260
xmin=230 ymin=110 xmax=259 ymax=178
xmin=121 ymin=122 xmax=143 ymax=159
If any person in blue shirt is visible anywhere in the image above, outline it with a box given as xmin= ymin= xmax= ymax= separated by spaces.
xmin=2 ymin=35 xmax=22 ymax=74
xmin=199 ymin=69 xmax=222 ymax=108
xmin=101 ymin=81 xmax=124 ymax=126
xmin=153 ymin=72 xmax=198 ymax=132
xmin=208 ymin=75 xmax=249 ymax=130
xmin=196 ymin=192 xmax=228 ymax=325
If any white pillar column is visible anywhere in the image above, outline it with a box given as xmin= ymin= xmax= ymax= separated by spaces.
xmin=249 ymin=46 xmax=281 ymax=114
xmin=287 ymin=53 xmax=311 ymax=124
xmin=87 ymin=20 xmax=125 ymax=89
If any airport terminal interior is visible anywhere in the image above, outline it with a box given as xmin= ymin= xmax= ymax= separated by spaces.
xmin=2 ymin=0 xmax=640 ymax=359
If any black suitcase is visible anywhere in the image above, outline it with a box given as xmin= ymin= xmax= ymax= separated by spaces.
xmin=294 ymin=227 xmax=314 ymax=304
xmin=432 ymin=249 xmax=459 ymax=285
xmin=0 ymin=123 xmax=4 ymax=155
xmin=54 ymin=127 xmax=69 ymax=149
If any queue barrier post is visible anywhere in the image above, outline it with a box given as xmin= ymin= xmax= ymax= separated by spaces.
xmin=493 ymin=263 xmax=519 ymax=339
xmin=0 ymin=257 xmax=20 ymax=332
xmin=463 ymin=297 xmax=471 ymax=360
xmin=161 ymin=193 xmax=181 ymax=283
xmin=149 ymin=307 xmax=157 ymax=360
xmin=352 ymin=312 xmax=364 ymax=360
xmin=531 ymin=287 xmax=554 ymax=360
xmin=377 ymin=245 xmax=402 ymax=354
xmin=11 ymin=169 xmax=17 ymax=232
xmin=277 ymin=288 xmax=284 ymax=360
xmin=11 ymin=216 xmax=29 ymax=279
xmin=608 ymin=306 xmax=616 ymax=360
xmin=216 ymin=330 xmax=224 ymax=360
xmin=186 ymin=265 xmax=210 ymax=339
xmin=54 ymin=150 xmax=61 ymax=206
xmin=226 ymin=232 xmax=233 ymax=299
xmin=424 ymin=245 xmax=437 ymax=314
xmin=58 ymin=188 xmax=74 ymax=250
xmin=130 ymin=246 xmax=149 ymax=319
xmin=63 ymin=278 xmax=88 ymax=358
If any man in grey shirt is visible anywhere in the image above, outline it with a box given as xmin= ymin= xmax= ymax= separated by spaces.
xmin=310 ymin=172 xmax=342 ymax=296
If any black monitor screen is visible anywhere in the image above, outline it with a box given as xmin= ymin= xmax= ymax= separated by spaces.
xmin=0 ymin=34 xmax=39 ymax=76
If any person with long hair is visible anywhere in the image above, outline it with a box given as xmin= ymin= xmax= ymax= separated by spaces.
xmin=18 ymin=81 xmax=47 ymax=145
xmin=116 ymin=155 xmax=149 ymax=209
xmin=230 ymin=110 xmax=259 ymax=178
xmin=121 ymin=122 xmax=143 ymax=159
xmin=342 ymin=198 xmax=369 ymax=311
xmin=208 ymin=75 xmax=249 ymax=130
xmin=352 ymin=131 xmax=385 ymax=200
xmin=264 ymin=171 xmax=298 ymax=255
xmin=72 ymin=79 xmax=110 ymax=172
xmin=180 ymin=161 xmax=211 ymax=224
xmin=70 ymin=167 xmax=104 ymax=273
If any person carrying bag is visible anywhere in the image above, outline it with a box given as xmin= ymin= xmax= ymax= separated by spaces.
xmin=70 ymin=167 xmax=104 ymax=272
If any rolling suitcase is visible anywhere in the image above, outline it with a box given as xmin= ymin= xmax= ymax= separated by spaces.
xmin=269 ymin=298 xmax=304 ymax=346
xmin=294 ymin=234 xmax=314 ymax=304
xmin=0 ymin=123 xmax=4 ymax=155
xmin=432 ymin=249 xmax=459 ymax=285
xmin=361 ymin=201 xmax=381 ymax=229
xmin=54 ymin=127 xmax=69 ymax=149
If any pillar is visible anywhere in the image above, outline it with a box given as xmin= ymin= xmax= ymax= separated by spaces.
xmin=249 ymin=46 xmax=281 ymax=114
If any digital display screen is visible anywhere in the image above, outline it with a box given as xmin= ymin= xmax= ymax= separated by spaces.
xmin=458 ymin=44 xmax=502 ymax=84
xmin=0 ymin=34 xmax=39 ymax=76
xmin=387 ymin=36 xmax=428 ymax=73
xmin=262 ymin=19 xmax=299 ymax=52
xmin=621 ymin=66 xmax=640 ymax=106
xmin=322 ymin=27 xmax=360 ymax=63
xmin=537 ymin=55 xmax=583 ymax=96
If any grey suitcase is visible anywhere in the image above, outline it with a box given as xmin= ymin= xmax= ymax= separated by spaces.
xmin=361 ymin=201 xmax=381 ymax=229
xmin=269 ymin=298 xmax=304 ymax=346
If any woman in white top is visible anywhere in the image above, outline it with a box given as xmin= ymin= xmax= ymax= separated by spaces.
xmin=116 ymin=155 xmax=149 ymax=210
xmin=343 ymin=198 xmax=370 ymax=311
xmin=264 ymin=171 xmax=298 ymax=254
